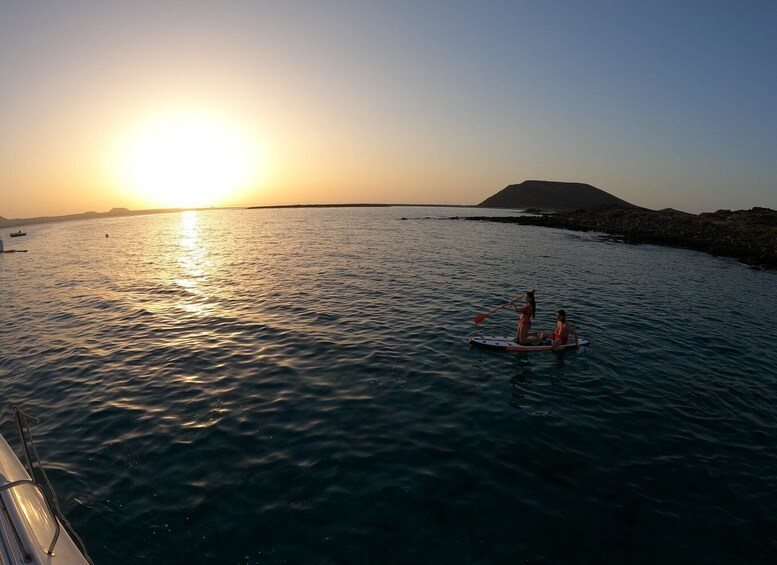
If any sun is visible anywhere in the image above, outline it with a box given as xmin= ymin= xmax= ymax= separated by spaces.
xmin=117 ymin=111 xmax=260 ymax=208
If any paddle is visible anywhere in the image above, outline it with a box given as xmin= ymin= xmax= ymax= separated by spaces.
xmin=473 ymin=294 xmax=525 ymax=325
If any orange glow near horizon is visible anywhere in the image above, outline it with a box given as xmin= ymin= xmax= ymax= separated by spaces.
xmin=114 ymin=111 xmax=264 ymax=209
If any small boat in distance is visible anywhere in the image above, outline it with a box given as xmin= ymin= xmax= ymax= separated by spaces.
xmin=9 ymin=231 xmax=26 ymax=238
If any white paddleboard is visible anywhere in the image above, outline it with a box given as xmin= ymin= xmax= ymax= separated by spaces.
xmin=468 ymin=335 xmax=589 ymax=352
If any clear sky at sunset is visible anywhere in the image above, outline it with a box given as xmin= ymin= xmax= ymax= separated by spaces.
xmin=1 ymin=0 xmax=775 ymax=217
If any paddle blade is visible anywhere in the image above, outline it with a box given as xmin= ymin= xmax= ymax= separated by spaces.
xmin=473 ymin=313 xmax=488 ymax=325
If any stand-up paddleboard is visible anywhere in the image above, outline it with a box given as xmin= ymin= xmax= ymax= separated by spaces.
xmin=468 ymin=335 xmax=589 ymax=352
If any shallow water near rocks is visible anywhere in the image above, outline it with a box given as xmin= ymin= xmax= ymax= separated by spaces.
xmin=0 ymin=206 xmax=775 ymax=563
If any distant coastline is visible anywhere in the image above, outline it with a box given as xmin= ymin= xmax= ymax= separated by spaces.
xmin=7 ymin=203 xmax=775 ymax=270
xmin=245 ymin=203 xmax=472 ymax=210
xmin=0 ymin=207 xmax=188 ymax=230
xmin=0 ymin=203 xmax=475 ymax=230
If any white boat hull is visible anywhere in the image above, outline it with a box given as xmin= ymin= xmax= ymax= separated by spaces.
xmin=0 ymin=433 xmax=89 ymax=564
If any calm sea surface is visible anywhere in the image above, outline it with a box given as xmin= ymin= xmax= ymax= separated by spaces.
xmin=0 ymin=207 xmax=775 ymax=564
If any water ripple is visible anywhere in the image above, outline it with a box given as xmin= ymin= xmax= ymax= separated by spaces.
xmin=0 ymin=207 xmax=775 ymax=563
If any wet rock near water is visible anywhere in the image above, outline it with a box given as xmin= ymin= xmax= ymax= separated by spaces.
xmin=465 ymin=206 xmax=777 ymax=269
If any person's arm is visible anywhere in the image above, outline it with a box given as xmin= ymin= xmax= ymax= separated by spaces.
xmin=511 ymin=296 xmax=527 ymax=313
xmin=570 ymin=325 xmax=579 ymax=345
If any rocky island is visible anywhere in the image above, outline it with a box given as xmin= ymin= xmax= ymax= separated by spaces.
xmin=466 ymin=205 xmax=777 ymax=269
xmin=469 ymin=181 xmax=776 ymax=268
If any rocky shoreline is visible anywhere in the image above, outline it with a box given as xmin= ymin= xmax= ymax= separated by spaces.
xmin=463 ymin=206 xmax=777 ymax=269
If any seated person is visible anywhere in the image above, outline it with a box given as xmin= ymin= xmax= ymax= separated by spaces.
xmin=538 ymin=309 xmax=579 ymax=349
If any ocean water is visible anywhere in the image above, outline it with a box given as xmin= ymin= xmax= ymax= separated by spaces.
xmin=0 ymin=206 xmax=775 ymax=564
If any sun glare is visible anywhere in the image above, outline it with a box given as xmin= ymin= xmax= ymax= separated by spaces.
xmin=117 ymin=112 xmax=260 ymax=208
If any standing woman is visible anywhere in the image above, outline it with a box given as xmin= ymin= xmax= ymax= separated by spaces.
xmin=512 ymin=290 xmax=538 ymax=345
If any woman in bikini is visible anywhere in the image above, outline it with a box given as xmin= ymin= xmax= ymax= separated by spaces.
xmin=512 ymin=290 xmax=540 ymax=345
xmin=538 ymin=309 xmax=579 ymax=350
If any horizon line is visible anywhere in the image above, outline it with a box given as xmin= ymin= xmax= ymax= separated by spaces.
xmin=0 ymin=203 xmax=481 ymax=229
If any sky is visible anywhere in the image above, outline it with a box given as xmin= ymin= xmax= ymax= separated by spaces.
xmin=1 ymin=0 xmax=776 ymax=217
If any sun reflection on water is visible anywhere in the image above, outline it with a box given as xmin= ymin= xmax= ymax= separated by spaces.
xmin=176 ymin=211 xmax=214 ymax=315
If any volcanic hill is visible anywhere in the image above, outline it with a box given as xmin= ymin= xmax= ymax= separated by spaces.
xmin=479 ymin=180 xmax=635 ymax=210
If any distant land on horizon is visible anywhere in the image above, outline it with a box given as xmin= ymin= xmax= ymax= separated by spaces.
xmin=0 ymin=203 xmax=475 ymax=230
xmin=3 ymin=185 xmax=773 ymax=231
xmin=479 ymin=180 xmax=636 ymax=210
xmin=0 ymin=207 xmax=188 ymax=230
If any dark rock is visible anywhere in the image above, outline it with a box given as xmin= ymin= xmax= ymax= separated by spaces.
xmin=464 ymin=205 xmax=777 ymax=269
